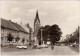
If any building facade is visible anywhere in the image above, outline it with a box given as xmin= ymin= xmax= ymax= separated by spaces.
xmin=1 ymin=18 xmax=29 ymax=46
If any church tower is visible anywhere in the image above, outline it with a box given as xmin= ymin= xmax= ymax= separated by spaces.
xmin=34 ymin=10 xmax=40 ymax=44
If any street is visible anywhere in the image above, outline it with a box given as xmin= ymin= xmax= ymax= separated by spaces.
xmin=1 ymin=46 xmax=79 ymax=56
xmin=1 ymin=1 xmax=79 ymax=56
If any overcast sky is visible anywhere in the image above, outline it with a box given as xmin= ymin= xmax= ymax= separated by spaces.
xmin=1 ymin=1 xmax=79 ymax=37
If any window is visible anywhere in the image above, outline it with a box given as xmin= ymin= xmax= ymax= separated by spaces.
xmin=1 ymin=37 xmax=3 ymax=40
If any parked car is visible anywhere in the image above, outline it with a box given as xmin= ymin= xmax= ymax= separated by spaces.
xmin=41 ymin=44 xmax=49 ymax=48
xmin=76 ymin=44 xmax=79 ymax=46
xmin=36 ymin=45 xmax=42 ymax=49
xmin=16 ymin=45 xmax=27 ymax=49
xmin=34 ymin=44 xmax=38 ymax=46
xmin=70 ymin=44 xmax=73 ymax=47
xmin=70 ymin=44 xmax=76 ymax=47
xmin=32 ymin=44 xmax=42 ymax=49
xmin=61 ymin=44 xmax=64 ymax=46
xmin=56 ymin=44 xmax=60 ymax=46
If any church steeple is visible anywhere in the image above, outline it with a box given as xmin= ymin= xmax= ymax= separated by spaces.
xmin=34 ymin=10 xmax=40 ymax=24
xmin=34 ymin=10 xmax=41 ymax=44
xmin=34 ymin=10 xmax=40 ymax=36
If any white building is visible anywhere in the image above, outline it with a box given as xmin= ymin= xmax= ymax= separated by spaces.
xmin=1 ymin=18 xmax=29 ymax=46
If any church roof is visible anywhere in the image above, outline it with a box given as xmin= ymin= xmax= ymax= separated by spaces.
xmin=34 ymin=11 xmax=40 ymax=23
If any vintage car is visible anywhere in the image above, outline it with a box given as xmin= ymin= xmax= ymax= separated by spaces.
xmin=41 ymin=44 xmax=49 ymax=48
xmin=16 ymin=45 xmax=27 ymax=49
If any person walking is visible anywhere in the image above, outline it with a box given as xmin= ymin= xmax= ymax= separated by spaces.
xmin=51 ymin=44 xmax=54 ymax=50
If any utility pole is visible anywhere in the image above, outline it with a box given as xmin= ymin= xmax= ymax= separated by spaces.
xmin=29 ymin=28 xmax=32 ymax=45
xmin=41 ymin=29 xmax=43 ymax=45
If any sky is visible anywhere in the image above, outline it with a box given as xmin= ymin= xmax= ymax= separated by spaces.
xmin=1 ymin=1 xmax=79 ymax=37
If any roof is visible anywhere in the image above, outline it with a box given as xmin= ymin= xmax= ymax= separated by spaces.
xmin=20 ymin=24 xmax=29 ymax=33
xmin=1 ymin=18 xmax=28 ymax=33
xmin=1 ymin=18 xmax=18 ymax=31
xmin=11 ymin=22 xmax=28 ymax=33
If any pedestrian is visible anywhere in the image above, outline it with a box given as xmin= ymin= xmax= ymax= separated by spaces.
xmin=51 ymin=44 xmax=54 ymax=50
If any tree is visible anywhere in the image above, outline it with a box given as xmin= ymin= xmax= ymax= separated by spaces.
xmin=69 ymin=28 xmax=79 ymax=44
xmin=37 ymin=24 xmax=62 ymax=45
xmin=37 ymin=25 xmax=51 ymax=44
xmin=75 ymin=29 xmax=79 ymax=44
xmin=22 ymin=38 xmax=25 ymax=45
xmin=15 ymin=36 xmax=20 ymax=46
xmin=49 ymin=24 xmax=62 ymax=45
xmin=7 ymin=33 xmax=13 ymax=45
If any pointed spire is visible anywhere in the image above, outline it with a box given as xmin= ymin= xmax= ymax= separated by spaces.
xmin=36 ymin=10 xmax=39 ymax=18
xmin=34 ymin=10 xmax=40 ymax=23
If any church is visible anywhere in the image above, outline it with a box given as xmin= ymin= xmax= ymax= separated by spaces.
xmin=34 ymin=11 xmax=41 ymax=45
